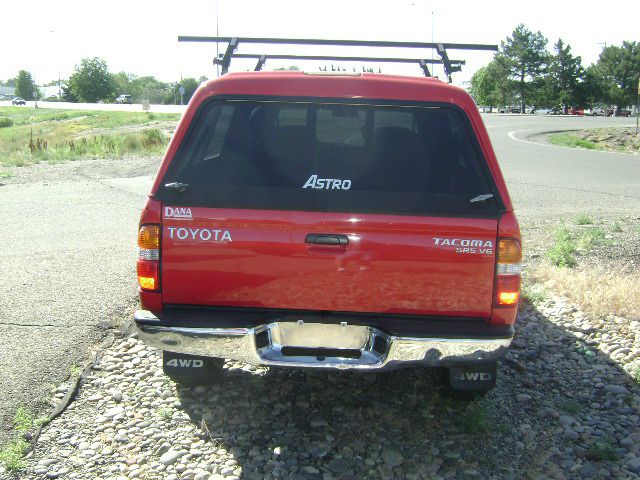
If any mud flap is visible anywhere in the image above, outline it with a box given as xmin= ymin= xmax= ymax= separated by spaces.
xmin=448 ymin=362 xmax=497 ymax=391
xmin=162 ymin=351 xmax=221 ymax=379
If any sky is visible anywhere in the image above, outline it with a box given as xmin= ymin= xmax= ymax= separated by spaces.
xmin=2 ymin=0 xmax=639 ymax=88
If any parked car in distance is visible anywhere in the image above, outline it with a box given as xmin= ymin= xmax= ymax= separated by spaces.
xmin=589 ymin=107 xmax=606 ymax=116
xmin=617 ymin=109 xmax=631 ymax=117
xmin=133 ymin=71 xmax=522 ymax=396
xmin=12 ymin=97 xmax=26 ymax=105
xmin=569 ymin=108 xmax=584 ymax=116
xmin=115 ymin=94 xmax=133 ymax=104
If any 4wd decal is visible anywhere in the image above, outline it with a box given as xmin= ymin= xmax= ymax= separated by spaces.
xmin=303 ymin=174 xmax=352 ymax=190
xmin=165 ymin=358 xmax=203 ymax=368
xmin=167 ymin=227 xmax=232 ymax=242
xmin=433 ymin=237 xmax=493 ymax=255
xmin=164 ymin=206 xmax=192 ymax=220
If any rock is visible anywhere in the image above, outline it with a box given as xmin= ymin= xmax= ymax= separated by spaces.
xmin=620 ymin=437 xmax=634 ymax=449
xmin=628 ymin=457 xmax=640 ymax=474
xmin=604 ymin=384 xmax=628 ymax=395
xmin=327 ymin=458 xmax=351 ymax=475
xmin=580 ymin=463 xmax=596 ymax=477
xmin=563 ymin=429 xmax=579 ymax=441
xmin=516 ymin=393 xmax=532 ymax=402
xmin=304 ymin=466 xmax=320 ymax=474
xmin=310 ymin=419 xmax=329 ymax=428
xmin=381 ymin=449 xmax=404 ymax=467
xmin=558 ymin=415 xmax=576 ymax=427
xmin=159 ymin=449 xmax=185 ymax=465
xmin=103 ymin=406 xmax=124 ymax=418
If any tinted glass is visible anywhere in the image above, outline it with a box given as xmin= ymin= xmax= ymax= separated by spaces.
xmin=160 ymin=99 xmax=498 ymax=217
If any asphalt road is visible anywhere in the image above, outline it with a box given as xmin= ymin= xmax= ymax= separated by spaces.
xmin=484 ymin=114 xmax=640 ymax=218
xmin=0 ymin=112 xmax=639 ymax=447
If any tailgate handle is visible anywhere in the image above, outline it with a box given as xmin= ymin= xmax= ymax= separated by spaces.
xmin=305 ymin=234 xmax=349 ymax=246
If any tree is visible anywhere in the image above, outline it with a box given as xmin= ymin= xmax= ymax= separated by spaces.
xmin=180 ymin=77 xmax=200 ymax=104
xmin=68 ymin=57 xmax=116 ymax=103
xmin=62 ymin=84 xmax=79 ymax=103
xmin=497 ymin=24 xmax=548 ymax=112
xmin=112 ymin=71 xmax=136 ymax=96
xmin=576 ymin=64 xmax=608 ymax=108
xmin=548 ymin=39 xmax=583 ymax=113
xmin=15 ymin=70 xmax=37 ymax=100
xmin=596 ymin=42 xmax=640 ymax=107
xmin=469 ymin=58 xmax=514 ymax=109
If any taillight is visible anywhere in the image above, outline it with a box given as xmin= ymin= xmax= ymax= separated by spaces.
xmin=495 ymin=238 xmax=521 ymax=306
xmin=137 ymin=225 xmax=160 ymax=291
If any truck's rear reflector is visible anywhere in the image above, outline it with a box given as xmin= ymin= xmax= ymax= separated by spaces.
xmin=137 ymin=225 xmax=160 ymax=291
xmin=495 ymin=238 xmax=521 ymax=307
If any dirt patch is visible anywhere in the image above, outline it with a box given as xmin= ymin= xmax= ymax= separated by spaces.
xmin=0 ymin=155 xmax=162 ymax=185
xmin=522 ymin=215 xmax=640 ymax=320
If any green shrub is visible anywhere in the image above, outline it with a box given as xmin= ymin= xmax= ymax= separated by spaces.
xmin=587 ymin=437 xmax=617 ymax=461
xmin=577 ymin=227 xmax=606 ymax=251
xmin=0 ymin=439 xmax=29 ymax=472
xmin=521 ymin=282 xmax=546 ymax=304
xmin=575 ymin=213 xmax=593 ymax=225
xmin=547 ymin=226 xmax=576 ymax=267
xmin=0 ymin=116 xmax=13 ymax=128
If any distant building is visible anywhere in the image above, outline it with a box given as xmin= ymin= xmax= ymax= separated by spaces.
xmin=40 ymin=84 xmax=66 ymax=99
xmin=0 ymin=86 xmax=15 ymax=97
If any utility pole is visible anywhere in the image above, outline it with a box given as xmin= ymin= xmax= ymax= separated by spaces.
xmin=636 ymin=77 xmax=640 ymax=136
xmin=430 ymin=10 xmax=434 ymax=77
xmin=215 ymin=0 xmax=220 ymax=77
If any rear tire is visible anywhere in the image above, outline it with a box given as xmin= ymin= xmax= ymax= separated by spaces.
xmin=162 ymin=351 xmax=225 ymax=386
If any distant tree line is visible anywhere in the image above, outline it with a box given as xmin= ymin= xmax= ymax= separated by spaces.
xmin=469 ymin=24 xmax=640 ymax=112
xmin=2 ymin=57 xmax=207 ymax=105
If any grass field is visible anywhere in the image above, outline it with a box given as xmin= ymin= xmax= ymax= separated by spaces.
xmin=0 ymin=107 xmax=180 ymax=171
xmin=548 ymin=133 xmax=603 ymax=150
xmin=549 ymin=128 xmax=640 ymax=153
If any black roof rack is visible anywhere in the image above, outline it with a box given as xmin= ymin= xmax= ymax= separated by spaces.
xmin=177 ymin=36 xmax=498 ymax=82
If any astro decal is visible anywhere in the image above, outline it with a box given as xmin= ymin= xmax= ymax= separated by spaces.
xmin=433 ymin=237 xmax=493 ymax=255
xmin=303 ymin=174 xmax=351 ymax=190
xmin=167 ymin=227 xmax=232 ymax=242
xmin=164 ymin=206 xmax=192 ymax=220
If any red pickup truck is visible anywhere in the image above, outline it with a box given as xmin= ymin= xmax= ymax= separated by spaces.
xmin=133 ymin=71 xmax=521 ymax=395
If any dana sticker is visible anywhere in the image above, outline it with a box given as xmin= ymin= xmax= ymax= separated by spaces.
xmin=433 ymin=237 xmax=493 ymax=255
xmin=164 ymin=206 xmax=192 ymax=220
xmin=168 ymin=227 xmax=232 ymax=242
xmin=303 ymin=174 xmax=351 ymax=190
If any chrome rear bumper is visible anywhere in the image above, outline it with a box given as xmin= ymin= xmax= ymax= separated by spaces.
xmin=133 ymin=310 xmax=512 ymax=370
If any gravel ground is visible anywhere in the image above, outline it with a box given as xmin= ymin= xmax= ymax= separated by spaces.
xmin=0 ymin=156 xmax=160 ymax=185
xmin=3 ymin=297 xmax=639 ymax=480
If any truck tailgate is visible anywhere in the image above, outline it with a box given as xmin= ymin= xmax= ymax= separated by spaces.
xmin=161 ymin=208 xmax=497 ymax=317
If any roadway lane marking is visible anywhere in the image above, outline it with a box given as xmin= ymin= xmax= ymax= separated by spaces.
xmin=507 ymin=129 xmax=639 ymax=155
